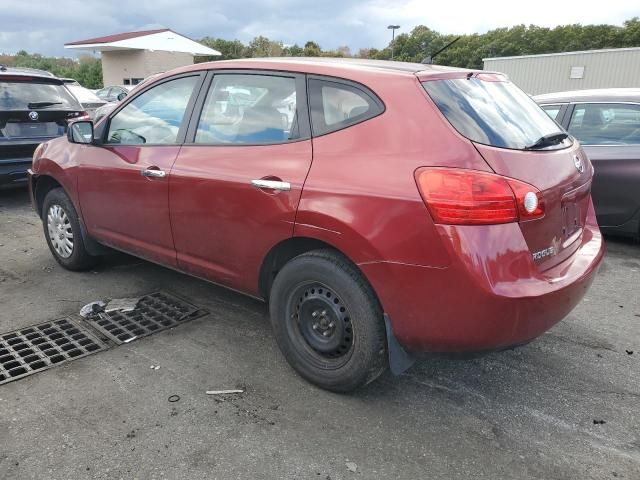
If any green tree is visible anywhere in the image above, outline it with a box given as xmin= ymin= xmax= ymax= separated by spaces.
xmin=199 ymin=37 xmax=246 ymax=60
xmin=283 ymin=44 xmax=304 ymax=56
xmin=246 ymin=36 xmax=283 ymax=57
xmin=303 ymin=41 xmax=322 ymax=57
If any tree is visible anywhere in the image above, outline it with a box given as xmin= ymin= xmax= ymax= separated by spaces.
xmin=303 ymin=41 xmax=322 ymax=57
xmin=247 ymin=36 xmax=283 ymax=57
xmin=199 ymin=37 xmax=246 ymax=60
xmin=283 ymin=44 xmax=304 ymax=56
xmin=0 ymin=50 xmax=103 ymax=88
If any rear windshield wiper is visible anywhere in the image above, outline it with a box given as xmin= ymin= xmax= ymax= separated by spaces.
xmin=525 ymin=132 xmax=569 ymax=150
xmin=27 ymin=101 xmax=62 ymax=109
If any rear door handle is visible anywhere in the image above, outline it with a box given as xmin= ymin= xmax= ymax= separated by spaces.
xmin=251 ymin=179 xmax=291 ymax=191
xmin=141 ymin=168 xmax=166 ymax=178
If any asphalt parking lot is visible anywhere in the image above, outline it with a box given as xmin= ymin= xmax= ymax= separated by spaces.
xmin=0 ymin=185 xmax=638 ymax=480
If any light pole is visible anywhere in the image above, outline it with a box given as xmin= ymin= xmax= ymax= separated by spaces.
xmin=387 ymin=25 xmax=400 ymax=60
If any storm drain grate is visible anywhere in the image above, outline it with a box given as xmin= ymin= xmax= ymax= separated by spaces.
xmin=0 ymin=318 xmax=108 ymax=385
xmin=86 ymin=291 xmax=207 ymax=345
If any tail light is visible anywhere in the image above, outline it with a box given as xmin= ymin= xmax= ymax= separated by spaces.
xmin=415 ymin=168 xmax=544 ymax=225
xmin=66 ymin=111 xmax=91 ymax=123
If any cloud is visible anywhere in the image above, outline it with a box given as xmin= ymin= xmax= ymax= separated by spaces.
xmin=0 ymin=0 xmax=637 ymax=56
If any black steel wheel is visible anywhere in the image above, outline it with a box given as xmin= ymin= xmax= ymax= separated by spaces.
xmin=270 ymin=249 xmax=387 ymax=392
xmin=287 ymin=281 xmax=354 ymax=369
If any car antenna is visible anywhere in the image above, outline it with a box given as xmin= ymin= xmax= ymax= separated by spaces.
xmin=421 ymin=37 xmax=461 ymax=64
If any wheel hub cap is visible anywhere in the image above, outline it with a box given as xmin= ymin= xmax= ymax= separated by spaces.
xmin=46 ymin=204 xmax=74 ymax=258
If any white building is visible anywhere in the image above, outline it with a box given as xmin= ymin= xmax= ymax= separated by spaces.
xmin=483 ymin=47 xmax=640 ymax=95
xmin=65 ymin=29 xmax=220 ymax=87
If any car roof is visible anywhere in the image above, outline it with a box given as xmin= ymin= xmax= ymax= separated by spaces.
xmin=171 ymin=57 xmax=476 ymax=80
xmin=534 ymin=88 xmax=640 ymax=104
xmin=101 ymin=85 xmax=134 ymax=91
xmin=0 ymin=65 xmax=60 ymax=81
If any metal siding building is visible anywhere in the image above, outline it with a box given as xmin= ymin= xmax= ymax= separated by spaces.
xmin=483 ymin=47 xmax=640 ymax=95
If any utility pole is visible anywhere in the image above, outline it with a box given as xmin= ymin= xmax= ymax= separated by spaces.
xmin=387 ymin=25 xmax=400 ymax=60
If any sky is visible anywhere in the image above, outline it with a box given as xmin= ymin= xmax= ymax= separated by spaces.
xmin=0 ymin=0 xmax=638 ymax=57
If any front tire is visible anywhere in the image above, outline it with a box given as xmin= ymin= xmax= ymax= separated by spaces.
xmin=42 ymin=188 xmax=98 ymax=271
xmin=269 ymin=249 xmax=387 ymax=392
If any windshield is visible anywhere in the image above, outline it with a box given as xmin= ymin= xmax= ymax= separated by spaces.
xmin=0 ymin=79 xmax=80 ymax=111
xmin=422 ymin=77 xmax=571 ymax=150
xmin=66 ymin=84 xmax=103 ymax=104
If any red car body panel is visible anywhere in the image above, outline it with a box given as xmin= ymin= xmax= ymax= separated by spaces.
xmin=29 ymin=59 xmax=604 ymax=354
xmin=361 ymin=201 xmax=602 ymax=351
xmin=170 ymin=140 xmax=313 ymax=295
xmin=77 ymin=145 xmax=180 ymax=267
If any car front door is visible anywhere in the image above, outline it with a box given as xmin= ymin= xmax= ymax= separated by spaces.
xmin=77 ymin=73 xmax=204 ymax=266
xmin=566 ymin=102 xmax=640 ymax=228
xmin=169 ymin=71 xmax=312 ymax=295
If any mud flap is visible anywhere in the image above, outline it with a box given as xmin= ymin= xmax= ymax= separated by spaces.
xmin=384 ymin=314 xmax=416 ymax=375
xmin=78 ymin=218 xmax=110 ymax=256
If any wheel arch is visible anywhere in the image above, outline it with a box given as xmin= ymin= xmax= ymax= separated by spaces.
xmin=260 ymin=236 xmax=416 ymax=377
xmin=35 ymin=173 xmax=108 ymax=257
xmin=33 ymin=175 xmax=64 ymax=218
xmin=258 ymin=236 xmax=380 ymax=307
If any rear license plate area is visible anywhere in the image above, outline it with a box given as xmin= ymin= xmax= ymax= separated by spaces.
xmin=562 ymin=201 xmax=581 ymax=240
xmin=4 ymin=122 xmax=60 ymax=138
xmin=561 ymin=182 xmax=591 ymax=244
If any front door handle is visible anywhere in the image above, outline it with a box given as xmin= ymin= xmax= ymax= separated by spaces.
xmin=141 ymin=168 xmax=166 ymax=178
xmin=251 ymin=179 xmax=291 ymax=191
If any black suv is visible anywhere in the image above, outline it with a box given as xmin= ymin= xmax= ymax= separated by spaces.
xmin=1 ymin=66 xmax=88 ymax=185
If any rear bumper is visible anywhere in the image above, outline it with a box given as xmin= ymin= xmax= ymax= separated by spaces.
xmin=0 ymin=157 xmax=32 ymax=185
xmin=361 ymin=202 xmax=604 ymax=352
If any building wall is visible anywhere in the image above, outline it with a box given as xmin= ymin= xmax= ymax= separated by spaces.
xmin=483 ymin=48 xmax=640 ymax=95
xmin=101 ymin=50 xmax=194 ymax=86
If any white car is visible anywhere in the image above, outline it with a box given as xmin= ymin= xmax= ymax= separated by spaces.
xmin=61 ymin=79 xmax=108 ymax=119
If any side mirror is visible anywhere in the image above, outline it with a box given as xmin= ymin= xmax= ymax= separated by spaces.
xmin=68 ymin=121 xmax=94 ymax=144
xmin=117 ymin=92 xmax=127 ymax=101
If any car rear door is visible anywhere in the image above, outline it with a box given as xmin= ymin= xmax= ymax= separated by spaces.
xmin=77 ymin=73 xmax=205 ymax=266
xmin=564 ymin=102 xmax=640 ymax=229
xmin=169 ymin=70 xmax=312 ymax=295
xmin=422 ymin=74 xmax=593 ymax=271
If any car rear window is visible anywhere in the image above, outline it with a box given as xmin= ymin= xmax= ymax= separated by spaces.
xmin=422 ymin=77 xmax=569 ymax=150
xmin=0 ymin=78 xmax=80 ymax=111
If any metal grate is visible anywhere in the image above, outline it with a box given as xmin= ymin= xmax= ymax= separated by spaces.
xmin=0 ymin=318 xmax=107 ymax=385
xmin=87 ymin=291 xmax=206 ymax=345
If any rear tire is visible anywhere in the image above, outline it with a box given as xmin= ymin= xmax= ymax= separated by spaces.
xmin=42 ymin=188 xmax=98 ymax=271
xmin=269 ymin=249 xmax=387 ymax=392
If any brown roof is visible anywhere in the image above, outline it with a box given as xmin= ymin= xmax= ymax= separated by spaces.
xmin=65 ymin=28 xmax=171 ymax=46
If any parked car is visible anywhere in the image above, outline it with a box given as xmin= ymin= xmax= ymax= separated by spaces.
xmin=60 ymin=78 xmax=108 ymax=120
xmin=60 ymin=78 xmax=81 ymax=86
xmin=95 ymin=85 xmax=133 ymax=103
xmin=28 ymin=59 xmax=603 ymax=391
xmin=0 ymin=66 xmax=88 ymax=185
xmin=535 ymin=89 xmax=640 ymax=238
xmin=93 ymin=76 xmax=164 ymax=123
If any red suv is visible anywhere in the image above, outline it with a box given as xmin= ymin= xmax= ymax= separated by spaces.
xmin=28 ymin=59 xmax=604 ymax=391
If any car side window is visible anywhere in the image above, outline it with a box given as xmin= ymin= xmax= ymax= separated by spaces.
xmin=96 ymin=88 xmax=110 ymax=101
xmin=568 ymin=103 xmax=640 ymax=145
xmin=106 ymin=76 xmax=198 ymax=145
xmin=541 ymin=105 xmax=561 ymax=121
xmin=308 ymin=78 xmax=383 ymax=136
xmin=195 ymin=74 xmax=299 ymax=145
